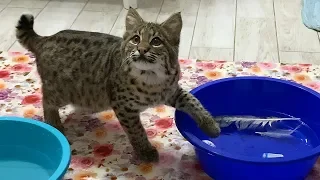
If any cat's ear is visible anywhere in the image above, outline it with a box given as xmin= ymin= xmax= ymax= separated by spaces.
xmin=125 ymin=7 xmax=144 ymax=32
xmin=160 ymin=12 xmax=182 ymax=41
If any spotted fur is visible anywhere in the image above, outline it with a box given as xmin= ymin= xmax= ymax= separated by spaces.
xmin=16 ymin=8 xmax=220 ymax=162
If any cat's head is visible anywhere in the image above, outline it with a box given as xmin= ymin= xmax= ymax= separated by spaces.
xmin=121 ymin=8 xmax=182 ymax=82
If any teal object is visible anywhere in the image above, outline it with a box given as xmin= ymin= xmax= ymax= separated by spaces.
xmin=302 ymin=0 xmax=320 ymax=31
xmin=0 ymin=116 xmax=71 ymax=180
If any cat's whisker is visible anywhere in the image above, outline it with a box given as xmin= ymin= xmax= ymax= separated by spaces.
xmin=120 ymin=54 xmax=133 ymax=69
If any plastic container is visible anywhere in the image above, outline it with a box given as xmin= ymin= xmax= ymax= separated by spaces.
xmin=0 ymin=116 xmax=71 ymax=180
xmin=175 ymin=76 xmax=320 ymax=180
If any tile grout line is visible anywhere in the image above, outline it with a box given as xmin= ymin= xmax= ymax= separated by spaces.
xmin=109 ymin=8 xmax=125 ymax=34
xmin=69 ymin=0 xmax=90 ymax=29
xmin=7 ymin=0 xmax=51 ymax=51
xmin=1 ymin=0 xmax=13 ymax=51
xmin=187 ymin=0 xmax=201 ymax=59
xmin=281 ymin=50 xmax=320 ymax=53
xmin=272 ymin=0 xmax=281 ymax=63
xmin=232 ymin=0 xmax=237 ymax=62
xmin=0 ymin=0 xmax=12 ymax=13
xmin=108 ymin=8 xmax=124 ymax=34
xmin=155 ymin=0 xmax=165 ymax=22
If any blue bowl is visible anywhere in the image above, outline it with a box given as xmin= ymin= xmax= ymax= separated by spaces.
xmin=175 ymin=76 xmax=320 ymax=180
xmin=0 ymin=116 xmax=71 ymax=180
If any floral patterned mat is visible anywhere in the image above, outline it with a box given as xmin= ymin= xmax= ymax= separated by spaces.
xmin=1 ymin=51 xmax=320 ymax=180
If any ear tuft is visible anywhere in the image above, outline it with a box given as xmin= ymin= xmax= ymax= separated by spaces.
xmin=160 ymin=12 xmax=183 ymax=45
xmin=126 ymin=8 xmax=144 ymax=32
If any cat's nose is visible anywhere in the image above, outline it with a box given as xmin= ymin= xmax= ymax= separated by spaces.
xmin=138 ymin=46 xmax=150 ymax=55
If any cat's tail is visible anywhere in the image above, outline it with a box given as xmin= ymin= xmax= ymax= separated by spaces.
xmin=16 ymin=14 xmax=40 ymax=51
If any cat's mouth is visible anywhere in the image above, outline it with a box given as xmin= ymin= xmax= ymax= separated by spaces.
xmin=132 ymin=59 xmax=157 ymax=71
xmin=132 ymin=56 xmax=155 ymax=64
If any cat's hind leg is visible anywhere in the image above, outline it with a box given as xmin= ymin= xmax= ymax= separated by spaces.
xmin=43 ymin=103 xmax=65 ymax=133
xmin=42 ymin=88 xmax=65 ymax=134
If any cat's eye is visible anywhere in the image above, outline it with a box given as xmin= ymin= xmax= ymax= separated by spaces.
xmin=130 ymin=35 xmax=140 ymax=45
xmin=150 ymin=37 xmax=162 ymax=47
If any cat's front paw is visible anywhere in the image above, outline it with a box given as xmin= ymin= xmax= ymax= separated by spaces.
xmin=200 ymin=117 xmax=221 ymax=138
xmin=135 ymin=146 xmax=159 ymax=163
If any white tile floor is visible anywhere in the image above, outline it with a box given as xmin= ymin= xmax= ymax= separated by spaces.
xmin=1 ymin=0 xmax=320 ymax=64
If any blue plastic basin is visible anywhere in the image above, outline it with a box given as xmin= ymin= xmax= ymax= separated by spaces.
xmin=0 ymin=117 xmax=71 ymax=180
xmin=175 ymin=76 xmax=320 ymax=180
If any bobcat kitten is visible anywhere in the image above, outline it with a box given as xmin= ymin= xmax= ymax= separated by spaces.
xmin=16 ymin=8 xmax=220 ymax=162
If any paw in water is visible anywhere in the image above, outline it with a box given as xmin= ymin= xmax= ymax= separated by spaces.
xmin=200 ymin=117 xmax=221 ymax=138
